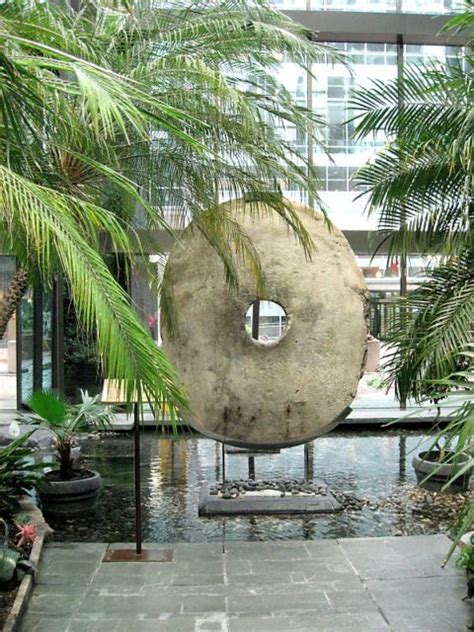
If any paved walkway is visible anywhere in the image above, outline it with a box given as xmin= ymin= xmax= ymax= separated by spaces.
xmin=19 ymin=535 xmax=473 ymax=631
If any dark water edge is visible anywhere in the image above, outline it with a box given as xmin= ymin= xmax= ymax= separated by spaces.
xmin=45 ymin=429 xmax=471 ymax=544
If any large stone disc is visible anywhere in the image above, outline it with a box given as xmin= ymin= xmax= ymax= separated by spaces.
xmin=162 ymin=200 xmax=368 ymax=448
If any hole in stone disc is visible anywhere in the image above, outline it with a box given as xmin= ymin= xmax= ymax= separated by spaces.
xmin=245 ymin=300 xmax=288 ymax=344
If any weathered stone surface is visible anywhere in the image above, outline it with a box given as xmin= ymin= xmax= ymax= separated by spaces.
xmin=163 ymin=200 xmax=368 ymax=447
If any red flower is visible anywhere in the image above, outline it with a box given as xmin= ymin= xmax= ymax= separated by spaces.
xmin=15 ymin=523 xmax=37 ymax=547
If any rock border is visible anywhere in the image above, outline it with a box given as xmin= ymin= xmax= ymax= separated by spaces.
xmin=2 ymin=498 xmax=53 ymax=632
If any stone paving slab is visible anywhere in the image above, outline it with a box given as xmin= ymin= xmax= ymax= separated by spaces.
xmin=198 ymin=482 xmax=341 ymax=516
xmin=18 ymin=535 xmax=474 ymax=631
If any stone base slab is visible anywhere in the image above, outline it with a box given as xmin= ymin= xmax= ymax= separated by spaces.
xmin=198 ymin=481 xmax=341 ymax=516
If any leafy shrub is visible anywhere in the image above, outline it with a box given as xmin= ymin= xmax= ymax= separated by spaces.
xmin=0 ymin=434 xmax=44 ymax=517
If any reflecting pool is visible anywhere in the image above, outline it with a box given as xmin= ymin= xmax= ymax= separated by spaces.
xmin=46 ymin=430 xmax=470 ymax=543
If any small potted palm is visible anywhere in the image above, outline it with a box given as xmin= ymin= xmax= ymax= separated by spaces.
xmin=412 ymin=363 xmax=473 ymax=494
xmin=21 ymin=390 xmax=113 ymax=516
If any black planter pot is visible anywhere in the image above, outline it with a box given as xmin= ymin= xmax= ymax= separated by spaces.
xmin=37 ymin=470 xmax=102 ymax=516
xmin=412 ymin=451 xmax=471 ymax=493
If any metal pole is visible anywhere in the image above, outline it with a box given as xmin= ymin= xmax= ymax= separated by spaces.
xmin=306 ymin=35 xmax=315 ymax=210
xmin=134 ymin=401 xmax=142 ymax=555
xmin=33 ymin=286 xmax=43 ymax=392
xmin=397 ymin=34 xmax=408 ymax=300
xmin=222 ymin=442 xmax=226 ymax=484
xmin=16 ymin=264 xmax=22 ymax=409
xmin=304 ymin=442 xmax=315 ymax=482
xmin=399 ymin=433 xmax=407 ymax=483
xmin=251 ymin=301 xmax=260 ymax=341
xmin=248 ymin=456 xmax=255 ymax=480
xmin=53 ymin=275 xmax=64 ymax=396
xmin=397 ymin=34 xmax=408 ymax=410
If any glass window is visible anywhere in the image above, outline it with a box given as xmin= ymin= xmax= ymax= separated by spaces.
xmin=20 ymin=290 xmax=34 ymax=403
xmin=402 ymin=0 xmax=455 ymax=13
xmin=271 ymin=0 xmax=454 ymax=11
xmin=404 ymin=44 xmax=462 ymax=66
xmin=42 ymin=289 xmax=53 ymax=390
xmin=270 ymin=0 xmax=307 ymax=7
xmin=0 ymin=256 xmax=17 ymax=409
xmin=272 ymin=62 xmax=309 ymax=204
xmin=311 ymin=43 xmax=397 ymax=229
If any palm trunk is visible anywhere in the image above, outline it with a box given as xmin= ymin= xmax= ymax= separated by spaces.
xmin=58 ymin=442 xmax=74 ymax=480
xmin=0 ymin=267 xmax=29 ymax=340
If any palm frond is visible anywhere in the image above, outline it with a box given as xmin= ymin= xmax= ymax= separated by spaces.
xmin=383 ymin=250 xmax=474 ymax=403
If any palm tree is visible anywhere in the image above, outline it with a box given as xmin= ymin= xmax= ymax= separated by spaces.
xmin=0 ymin=0 xmax=335 ymax=407
xmin=351 ymin=6 xmax=473 ymax=557
xmin=351 ymin=5 xmax=473 ymax=405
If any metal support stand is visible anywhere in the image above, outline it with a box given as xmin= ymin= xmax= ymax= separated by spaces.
xmin=103 ymin=400 xmax=173 ymax=563
xmin=199 ymin=438 xmax=341 ymax=516
xmin=399 ymin=434 xmax=407 ymax=483
xmin=252 ymin=300 xmax=260 ymax=341
xmin=222 ymin=442 xmax=226 ymax=484
xmin=248 ymin=456 xmax=256 ymax=480
xmin=304 ymin=442 xmax=314 ymax=483
xmin=133 ymin=401 xmax=142 ymax=555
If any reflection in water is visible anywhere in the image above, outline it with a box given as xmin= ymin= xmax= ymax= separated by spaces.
xmin=399 ymin=434 xmax=407 ymax=483
xmin=48 ymin=429 xmax=462 ymax=544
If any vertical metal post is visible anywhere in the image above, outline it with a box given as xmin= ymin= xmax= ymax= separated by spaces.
xmin=248 ymin=456 xmax=256 ymax=480
xmin=33 ymin=286 xmax=43 ymax=392
xmin=222 ymin=442 xmax=226 ymax=484
xmin=304 ymin=442 xmax=314 ymax=482
xmin=251 ymin=301 xmax=260 ymax=341
xmin=397 ymin=34 xmax=408 ymax=300
xmin=399 ymin=434 xmax=407 ymax=483
xmin=306 ymin=40 xmax=315 ymax=209
xmin=397 ymin=34 xmax=408 ymax=410
xmin=52 ymin=275 xmax=64 ymax=395
xmin=134 ymin=401 xmax=142 ymax=555
xmin=16 ymin=280 xmax=22 ymax=410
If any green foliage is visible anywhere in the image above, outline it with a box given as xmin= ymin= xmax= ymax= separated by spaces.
xmin=456 ymin=537 xmax=474 ymax=572
xmin=351 ymin=59 xmax=472 ymax=259
xmin=422 ymin=349 xmax=474 ymax=474
xmin=0 ymin=518 xmax=36 ymax=589
xmin=0 ymin=0 xmax=337 ymax=412
xmin=27 ymin=392 xmax=69 ymax=426
xmin=445 ymin=501 xmax=474 ymax=569
xmin=0 ymin=434 xmax=44 ymax=517
xmin=352 ymin=4 xmax=474 ymax=561
xmin=366 ymin=376 xmax=387 ymax=390
xmin=351 ymin=5 xmax=473 ymax=404
xmin=383 ymin=252 xmax=473 ymax=404
xmin=22 ymin=391 xmax=113 ymax=480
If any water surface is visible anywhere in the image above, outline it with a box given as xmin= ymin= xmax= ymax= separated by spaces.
xmin=46 ymin=430 xmax=468 ymax=543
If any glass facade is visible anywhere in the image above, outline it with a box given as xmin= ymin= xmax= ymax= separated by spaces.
xmin=18 ymin=289 xmax=34 ymax=403
xmin=18 ymin=284 xmax=60 ymax=405
xmin=312 ymin=43 xmax=397 ymax=230
xmin=275 ymin=62 xmax=309 ymax=205
xmin=271 ymin=0 xmax=455 ymax=12
xmin=270 ymin=42 xmax=459 ymax=232
xmin=0 ymin=256 xmax=17 ymax=409
xmin=42 ymin=289 xmax=53 ymax=390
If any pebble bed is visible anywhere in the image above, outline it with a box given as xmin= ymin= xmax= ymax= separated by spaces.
xmin=42 ymin=429 xmax=472 ymax=544
xmin=211 ymin=480 xmax=329 ymax=499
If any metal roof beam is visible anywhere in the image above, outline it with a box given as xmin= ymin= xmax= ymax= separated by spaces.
xmin=283 ymin=10 xmax=470 ymax=45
